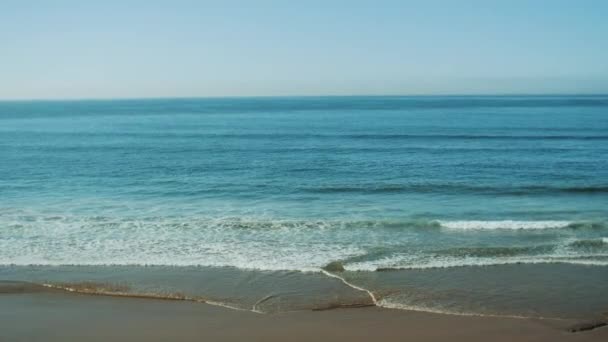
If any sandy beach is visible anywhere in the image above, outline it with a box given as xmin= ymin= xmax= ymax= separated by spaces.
xmin=1 ymin=281 xmax=606 ymax=342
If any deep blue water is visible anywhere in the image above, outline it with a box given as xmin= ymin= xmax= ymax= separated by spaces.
xmin=1 ymin=96 xmax=607 ymax=271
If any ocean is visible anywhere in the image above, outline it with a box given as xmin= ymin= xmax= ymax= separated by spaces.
xmin=1 ymin=96 xmax=607 ymax=318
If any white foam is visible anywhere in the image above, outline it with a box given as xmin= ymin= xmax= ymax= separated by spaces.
xmin=320 ymin=270 xmax=378 ymax=305
xmin=437 ymin=220 xmax=572 ymax=230
xmin=344 ymin=255 xmax=608 ymax=271
xmin=377 ymin=299 xmax=539 ymax=319
xmin=319 ymin=269 xmax=547 ymax=319
xmin=41 ymin=283 xmax=259 ymax=313
xmin=0 ymin=214 xmax=366 ymax=271
xmin=1 ymin=212 xmax=605 ymax=271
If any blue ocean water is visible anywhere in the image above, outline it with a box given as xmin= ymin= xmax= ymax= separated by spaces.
xmin=1 ymin=96 xmax=608 ymax=272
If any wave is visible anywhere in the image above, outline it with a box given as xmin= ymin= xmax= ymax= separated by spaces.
xmin=433 ymin=245 xmax=556 ymax=258
xmin=344 ymin=134 xmax=608 ymax=141
xmin=437 ymin=220 xmax=574 ymax=230
xmin=0 ymin=213 xmax=407 ymax=231
xmin=19 ymin=131 xmax=608 ymax=141
xmin=27 ymin=145 xmax=608 ymax=155
xmin=4 ymin=96 xmax=608 ymax=120
xmin=3 ymin=212 xmax=603 ymax=232
xmin=1 ymin=211 xmax=606 ymax=271
xmin=345 ymin=256 xmax=608 ymax=272
xmin=568 ymin=238 xmax=608 ymax=249
xmin=304 ymin=184 xmax=608 ymax=195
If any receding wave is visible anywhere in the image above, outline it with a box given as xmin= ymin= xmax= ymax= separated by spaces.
xmin=1 ymin=280 xmax=202 ymax=301
xmin=39 ymin=281 xmax=255 ymax=312
xmin=40 ymin=281 xmax=192 ymax=301
xmin=304 ymin=184 xmax=608 ymax=195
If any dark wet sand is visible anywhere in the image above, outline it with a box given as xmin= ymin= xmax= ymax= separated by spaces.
xmin=1 ymin=282 xmax=606 ymax=342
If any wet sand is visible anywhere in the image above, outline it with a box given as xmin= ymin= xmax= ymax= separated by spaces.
xmin=1 ymin=282 xmax=606 ymax=342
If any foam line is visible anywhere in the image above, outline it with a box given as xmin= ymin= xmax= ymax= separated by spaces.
xmin=41 ymin=283 xmax=260 ymax=314
xmin=438 ymin=220 xmax=572 ymax=230
xmin=378 ymin=299 xmax=551 ymax=320
xmin=252 ymin=294 xmax=277 ymax=313
xmin=320 ymin=270 xmax=557 ymax=320
xmin=206 ymin=300 xmax=260 ymax=313
xmin=320 ymin=269 xmax=378 ymax=305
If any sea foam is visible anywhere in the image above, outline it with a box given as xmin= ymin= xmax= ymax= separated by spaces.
xmin=437 ymin=220 xmax=573 ymax=230
xmin=1 ymin=212 xmax=606 ymax=271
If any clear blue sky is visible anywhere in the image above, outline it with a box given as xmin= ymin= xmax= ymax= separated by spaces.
xmin=2 ymin=0 xmax=608 ymax=99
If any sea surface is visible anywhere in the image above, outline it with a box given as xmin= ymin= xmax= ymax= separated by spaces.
xmin=1 ymin=96 xmax=607 ymax=318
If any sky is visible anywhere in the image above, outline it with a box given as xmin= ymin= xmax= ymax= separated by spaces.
xmin=1 ymin=0 xmax=608 ymax=99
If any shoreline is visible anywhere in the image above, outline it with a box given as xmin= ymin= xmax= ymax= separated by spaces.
xmin=3 ymin=263 xmax=607 ymax=320
xmin=1 ymin=281 xmax=607 ymax=342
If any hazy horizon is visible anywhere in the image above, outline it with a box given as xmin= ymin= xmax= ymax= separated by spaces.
xmin=3 ymin=93 xmax=608 ymax=103
xmin=2 ymin=0 xmax=608 ymax=99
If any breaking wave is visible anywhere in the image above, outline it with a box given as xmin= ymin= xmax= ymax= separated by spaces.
xmin=0 ymin=212 xmax=606 ymax=271
xmin=436 ymin=220 xmax=574 ymax=230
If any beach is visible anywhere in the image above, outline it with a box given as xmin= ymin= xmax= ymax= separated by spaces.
xmin=2 ymin=281 xmax=607 ymax=342
xmin=3 ymin=0 xmax=608 ymax=339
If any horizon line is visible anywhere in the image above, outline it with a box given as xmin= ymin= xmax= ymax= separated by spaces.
xmin=1 ymin=93 xmax=608 ymax=103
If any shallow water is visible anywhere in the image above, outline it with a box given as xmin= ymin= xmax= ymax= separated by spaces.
xmin=1 ymin=264 xmax=606 ymax=319
xmin=1 ymin=96 xmax=607 ymax=317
